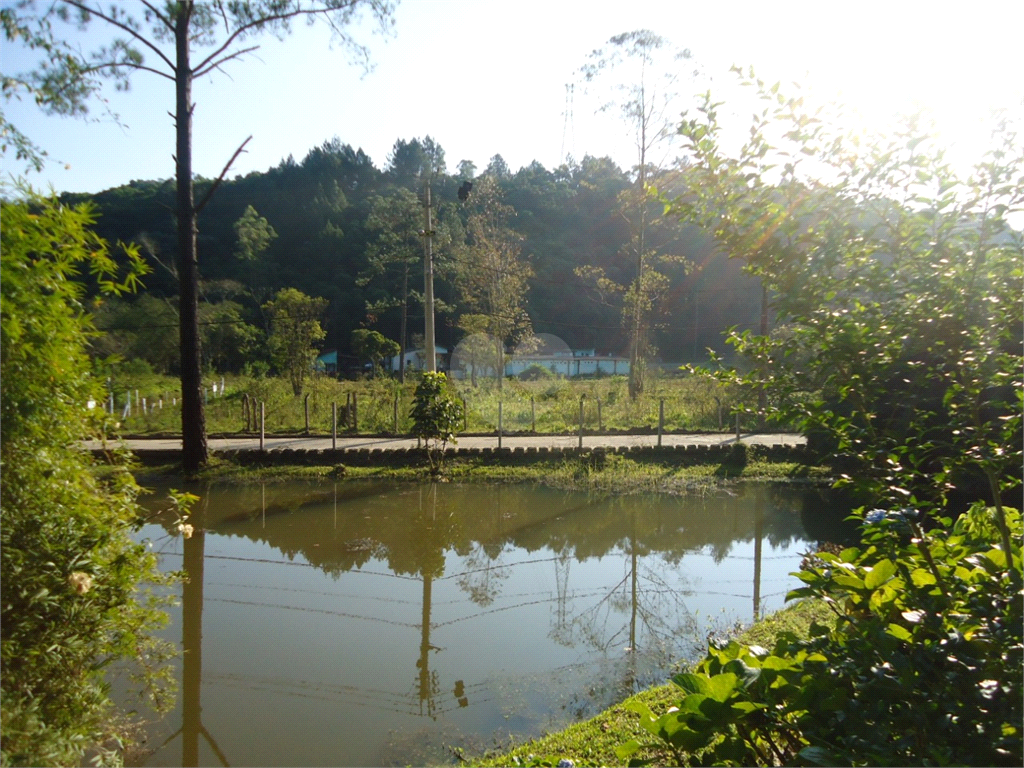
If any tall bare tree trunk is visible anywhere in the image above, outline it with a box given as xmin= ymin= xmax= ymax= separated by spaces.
xmin=175 ymin=3 xmax=208 ymax=472
xmin=628 ymin=143 xmax=648 ymax=400
xmin=757 ymin=282 xmax=768 ymax=430
xmin=399 ymin=264 xmax=408 ymax=383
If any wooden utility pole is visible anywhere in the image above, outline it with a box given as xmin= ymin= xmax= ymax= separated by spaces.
xmin=422 ymin=181 xmax=437 ymax=373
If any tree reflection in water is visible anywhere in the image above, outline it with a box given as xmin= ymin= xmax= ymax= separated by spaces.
xmin=138 ymin=479 xmax=836 ymax=767
xmin=158 ymin=495 xmax=230 ymax=767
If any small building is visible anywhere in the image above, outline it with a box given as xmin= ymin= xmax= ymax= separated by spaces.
xmin=504 ymin=352 xmax=629 ymax=378
xmin=451 ymin=348 xmax=630 ymax=379
xmin=315 ymin=350 xmax=338 ymax=374
xmin=389 ymin=346 xmax=449 ymax=373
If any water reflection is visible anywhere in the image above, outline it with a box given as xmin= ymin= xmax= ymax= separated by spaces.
xmin=134 ymin=481 xmax=844 ymax=767
xmin=147 ymin=499 xmax=229 ymax=766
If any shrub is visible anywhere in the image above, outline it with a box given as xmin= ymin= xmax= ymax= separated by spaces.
xmin=410 ymin=372 xmax=464 ymax=476
xmin=1 ymin=193 xmax=178 ymax=766
xmin=620 ymin=503 xmax=1022 ymax=766
xmin=519 ymin=363 xmax=554 ymax=381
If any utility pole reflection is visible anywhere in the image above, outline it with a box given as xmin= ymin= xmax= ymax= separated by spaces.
xmin=414 ymin=484 xmax=466 ymax=719
xmin=753 ymin=488 xmax=764 ymax=622
xmin=416 ymin=570 xmax=440 ymax=717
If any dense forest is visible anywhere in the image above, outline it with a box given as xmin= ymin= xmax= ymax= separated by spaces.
xmin=64 ymin=136 xmax=762 ymax=376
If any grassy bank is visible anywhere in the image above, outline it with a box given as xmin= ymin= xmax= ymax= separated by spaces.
xmin=468 ymin=599 xmax=836 ymax=767
xmin=134 ymin=449 xmax=832 ymax=494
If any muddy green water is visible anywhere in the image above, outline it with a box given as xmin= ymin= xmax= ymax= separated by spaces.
xmin=122 ymin=480 xmax=846 ymax=767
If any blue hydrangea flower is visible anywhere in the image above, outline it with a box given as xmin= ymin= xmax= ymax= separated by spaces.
xmin=864 ymin=509 xmax=887 ymax=525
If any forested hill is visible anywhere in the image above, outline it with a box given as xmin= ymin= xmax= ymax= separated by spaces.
xmin=64 ymin=136 xmax=763 ymax=375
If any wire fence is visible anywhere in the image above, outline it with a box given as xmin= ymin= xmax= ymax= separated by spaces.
xmin=99 ymin=372 xmax=764 ymax=437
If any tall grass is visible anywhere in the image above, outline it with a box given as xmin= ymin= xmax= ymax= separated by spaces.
xmin=454 ymin=372 xmax=742 ymax=433
xmin=107 ymin=370 xmax=758 ymax=436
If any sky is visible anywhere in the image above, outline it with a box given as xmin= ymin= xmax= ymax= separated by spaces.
xmin=3 ymin=0 xmax=1023 ymax=195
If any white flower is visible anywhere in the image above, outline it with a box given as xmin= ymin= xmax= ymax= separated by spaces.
xmin=177 ymin=523 xmax=194 ymax=539
xmin=68 ymin=571 xmax=93 ymax=595
xmin=978 ymin=679 xmax=1000 ymax=699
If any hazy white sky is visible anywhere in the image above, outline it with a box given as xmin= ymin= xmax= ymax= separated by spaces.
xmin=4 ymin=0 xmax=1022 ymax=194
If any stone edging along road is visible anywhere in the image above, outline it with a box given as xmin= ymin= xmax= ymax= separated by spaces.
xmin=87 ymin=432 xmax=807 ymax=465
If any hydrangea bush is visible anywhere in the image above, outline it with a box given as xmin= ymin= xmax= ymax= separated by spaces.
xmin=620 ymin=502 xmax=1022 ymax=766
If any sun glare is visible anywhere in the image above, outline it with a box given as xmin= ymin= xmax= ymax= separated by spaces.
xmin=784 ymin=7 xmax=1023 ymax=174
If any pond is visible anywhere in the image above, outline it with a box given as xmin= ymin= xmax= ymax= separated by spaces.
xmin=121 ymin=480 xmax=850 ymax=767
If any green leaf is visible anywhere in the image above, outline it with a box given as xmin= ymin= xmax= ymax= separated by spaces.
xmin=678 ymin=693 xmax=711 ymax=716
xmin=910 ymin=568 xmax=937 ymax=588
xmin=662 ymin=721 xmax=716 ymax=752
xmin=762 ymin=655 xmax=798 ymax=671
xmin=864 ymin=558 xmax=897 ymax=590
xmin=730 ymin=700 xmax=767 ymax=715
xmin=839 ymin=547 xmax=861 ymax=563
xmin=869 ymin=583 xmax=899 ymax=612
xmin=705 ymin=672 xmax=739 ymax=702
xmin=724 ymin=658 xmax=762 ymax=688
xmin=672 ymin=672 xmax=712 ymax=696
xmin=984 ymin=548 xmax=1008 ymax=568
xmin=832 ymin=571 xmax=866 ymax=591
xmin=614 ymin=740 xmax=642 ymax=761
xmin=886 ymin=623 xmax=913 ymax=641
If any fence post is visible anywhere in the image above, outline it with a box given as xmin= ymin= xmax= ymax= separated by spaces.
xmin=332 ymin=402 xmax=337 ymax=450
xmin=658 ymin=398 xmax=665 ymax=447
xmin=597 ymin=397 xmax=602 ymax=432
xmin=242 ymin=394 xmax=250 ymax=432
xmin=393 ymin=392 xmax=399 ymax=434
xmin=531 ymin=396 xmax=536 ymax=433
xmin=462 ymin=397 xmax=468 ymax=431
xmin=352 ymin=393 xmax=358 ymax=433
xmin=716 ymin=396 xmax=723 ymax=430
xmin=736 ymin=411 xmax=741 ymax=441
xmin=579 ymin=396 xmax=584 ymax=449
xmin=498 ymin=401 xmax=503 ymax=449
xmin=260 ymin=401 xmax=265 ymax=451
xmin=135 ymin=389 xmax=140 ymax=407
xmin=304 ymin=393 xmax=310 ymax=435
